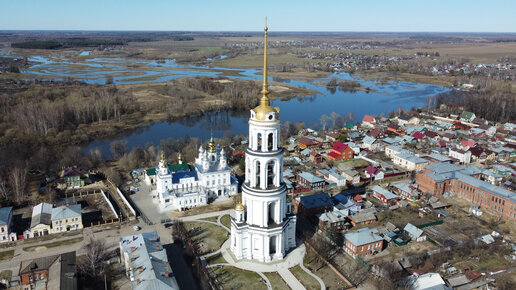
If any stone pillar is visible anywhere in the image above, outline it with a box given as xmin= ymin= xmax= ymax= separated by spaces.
xmin=264 ymin=235 xmax=271 ymax=262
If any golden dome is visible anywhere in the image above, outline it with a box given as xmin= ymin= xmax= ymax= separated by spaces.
xmin=235 ymin=203 xmax=244 ymax=211
xmin=208 ymin=136 xmax=217 ymax=153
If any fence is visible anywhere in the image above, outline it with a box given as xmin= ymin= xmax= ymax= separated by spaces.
xmin=100 ymin=189 xmax=119 ymax=219
xmin=115 ymin=187 xmax=136 ymax=216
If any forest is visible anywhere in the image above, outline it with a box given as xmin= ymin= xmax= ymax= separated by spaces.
xmin=427 ymin=89 xmax=516 ymax=122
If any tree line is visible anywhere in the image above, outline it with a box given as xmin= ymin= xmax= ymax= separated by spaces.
xmin=427 ymin=89 xmax=516 ymax=122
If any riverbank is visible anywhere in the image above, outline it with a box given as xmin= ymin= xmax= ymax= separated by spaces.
xmin=355 ymin=71 xmax=456 ymax=88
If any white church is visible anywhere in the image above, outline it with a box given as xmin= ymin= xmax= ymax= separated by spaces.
xmin=145 ymin=138 xmax=238 ymax=211
xmin=230 ymin=25 xmax=297 ymax=262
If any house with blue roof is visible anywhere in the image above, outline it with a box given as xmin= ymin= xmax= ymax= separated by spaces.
xmin=294 ymin=192 xmax=333 ymax=216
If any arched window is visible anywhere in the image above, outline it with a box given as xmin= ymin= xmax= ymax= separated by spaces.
xmin=267 ymin=133 xmax=274 ymax=151
xmin=256 ymin=160 xmax=261 ymax=188
xmin=267 ymin=160 xmax=275 ymax=188
xmin=257 ymin=133 xmax=262 ymax=151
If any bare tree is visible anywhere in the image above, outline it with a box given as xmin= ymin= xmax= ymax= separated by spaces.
xmin=78 ymin=238 xmax=110 ymax=279
xmin=0 ymin=177 xmax=10 ymax=200
xmin=320 ymin=114 xmax=330 ymax=131
xmin=10 ymin=166 xmax=27 ymax=203
xmin=330 ymin=112 xmax=340 ymax=129
xmin=110 ymin=140 xmax=128 ymax=159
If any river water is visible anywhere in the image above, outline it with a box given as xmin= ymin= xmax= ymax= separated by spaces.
xmin=22 ymin=55 xmax=449 ymax=155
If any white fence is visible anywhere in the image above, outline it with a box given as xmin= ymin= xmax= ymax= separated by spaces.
xmin=100 ymin=189 xmax=119 ymax=219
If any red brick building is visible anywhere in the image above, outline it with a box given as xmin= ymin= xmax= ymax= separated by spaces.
xmin=327 ymin=142 xmax=354 ymax=161
xmin=343 ymin=227 xmax=384 ymax=258
xmin=416 ymin=163 xmax=516 ymax=220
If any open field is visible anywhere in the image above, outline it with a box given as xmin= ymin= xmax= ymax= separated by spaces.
xmin=184 ymin=221 xmax=229 ymax=254
xmin=0 ymin=250 xmax=14 ymax=261
xmin=211 ymin=266 xmax=267 ymax=290
xmin=263 ymin=272 xmax=290 ymax=290
xmin=289 ymin=265 xmax=320 ymax=290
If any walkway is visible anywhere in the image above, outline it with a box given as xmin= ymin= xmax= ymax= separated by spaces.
xmin=182 ymin=210 xmax=325 ymax=290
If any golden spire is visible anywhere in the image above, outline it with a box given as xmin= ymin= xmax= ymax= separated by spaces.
xmin=251 ymin=18 xmax=279 ymax=122
xmin=261 ymin=17 xmax=269 ymax=99
xmin=208 ymin=134 xmax=217 ymax=153
xmin=160 ymin=151 xmax=166 ymax=167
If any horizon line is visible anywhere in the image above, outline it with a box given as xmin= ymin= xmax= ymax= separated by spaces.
xmin=1 ymin=29 xmax=516 ymax=34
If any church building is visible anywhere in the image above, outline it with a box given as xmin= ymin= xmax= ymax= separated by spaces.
xmin=230 ymin=25 xmax=297 ymax=262
xmin=147 ymin=138 xmax=238 ymax=211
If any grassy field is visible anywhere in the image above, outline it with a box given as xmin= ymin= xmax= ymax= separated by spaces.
xmin=23 ymin=237 xmax=84 ymax=252
xmin=0 ymin=250 xmax=14 ymax=261
xmin=289 ymin=265 xmax=320 ymax=290
xmin=211 ymin=266 xmax=267 ymax=290
xmin=205 ymin=253 xmax=227 ymax=265
xmin=263 ymin=272 xmax=290 ymax=290
xmin=220 ymin=214 xmax=231 ymax=229
xmin=184 ymin=221 xmax=229 ymax=254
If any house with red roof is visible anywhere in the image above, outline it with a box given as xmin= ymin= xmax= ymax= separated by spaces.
xmin=328 ymin=142 xmax=354 ymax=161
xmin=362 ymin=115 xmax=376 ymax=127
xmin=369 ymin=129 xmax=384 ymax=139
xmin=460 ymin=140 xmax=476 ymax=150
xmin=412 ymin=132 xmax=425 ymax=141
xmin=387 ymin=123 xmax=404 ymax=136
xmin=297 ymin=138 xmax=319 ymax=150
xmin=424 ymin=131 xmax=438 ymax=141
xmin=364 ymin=166 xmax=384 ymax=180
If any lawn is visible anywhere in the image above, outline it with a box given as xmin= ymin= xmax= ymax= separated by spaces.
xmin=205 ymin=253 xmax=227 ymax=265
xmin=220 ymin=214 xmax=231 ymax=229
xmin=0 ymin=250 xmax=14 ymax=261
xmin=185 ymin=221 xmax=229 ymax=254
xmin=263 ymin=272 xmax=290 ymax=290
xmin=211 ymin=266 xmax=267 ymax=290
xmin=200 ymin=216 xmax=219 ymax=223
xmin=23 ymin=237 xmax=84 ymax=252
xmin=289 ymin=265 xmax=320 ymax=290
xmin=303 ymin=248 xmax=351 ymax=289
xmin=338 ymin=158 xmax=369 ymax=168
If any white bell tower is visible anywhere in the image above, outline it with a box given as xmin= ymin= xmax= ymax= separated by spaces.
xmin=230 ymin=23 xmax=296 ymax=262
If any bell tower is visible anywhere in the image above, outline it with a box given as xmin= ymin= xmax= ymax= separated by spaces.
xmin=230 ymin=22 xmax=296 ymax=262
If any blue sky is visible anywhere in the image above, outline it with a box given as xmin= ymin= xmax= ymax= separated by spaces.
xmin=1 ymin=0 xmax=515 ymax=32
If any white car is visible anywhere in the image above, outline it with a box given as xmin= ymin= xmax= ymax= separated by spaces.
xmin=133 ymin=226 xmax=141 ymax=231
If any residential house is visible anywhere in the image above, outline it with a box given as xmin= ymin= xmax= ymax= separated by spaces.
xmin=392 ymin=152 xmax=429 ymax=171
xmin=325 ymin=171 xmax=347 ymax=187
xmin=317 ymin=210 xmax=348 ymax=232
xmin=391 ymin=182 xmax=420 ymax=201
xmin=25 ymin=203 xmax=53 ymax=238
xmin=333 ymin=193 xmax=362 ymax=213
xmin=460 ymin=111 xmax=476 ymax=123
xmin=349 ymin=211 xmax=377 ymax=227
xmin=309 ymin=151 xmax=323 ymax=163
xmin=50 ymin=204 xmax=83 ymax=234
xmin=404 ymin=223 xmax=426 ymax=242
xmin=481 ymin=169 xmax=503 ymax=185
xmin=327 ymin=142 xmax=354 ymax=161
xmin=369 ymin=129 xmax=385 ymax=139
xmin=387 ymin=123 xmax=404 ymax=136
xmin=343 ymin=227 xmax=384 ymax=258
xmin=294 ymin=192 xmax=333 ymax=216
xmin=362 ymin=136 xmax=382 ymax=152
xmin=0 ymin=207 xmax=16 ymax=243
xmin=449 ymin=147 xmax=472 ymax=164
xmin=296 ymin=172 xmax=325 ymax=191
xmin=491 ymin=165 xmax=516 ymax=177
xmin=397 ymin=116 xmax=420 ymax=126
xmin=362 ymin=115 xmax=376 ymax=127
xmin=468 ymin=146 xmax=496 ymax=163
xmin=341 ymin=169 xmax=361 ymax=184
xmin=60 ymin=166 xmax=90 ymax=189
xmin=345 ymin=142 xmax=361 ymax=154
xmin=372 ymin=185 xmax=399 ymax=206
xmin=409 ymin=273 xmax=447 ymax=290
xmin=385 ymin=145 xmax=404 ymax=158
xmin=19 ymin=251 xmax=77 ymax=290
xmin=119 ymin=231 xmax=179 ymax=290
xmin=297 ymin=138 xmax=319 ymax=150
xmin=364 ymin=166 xmax=384 ymax=180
